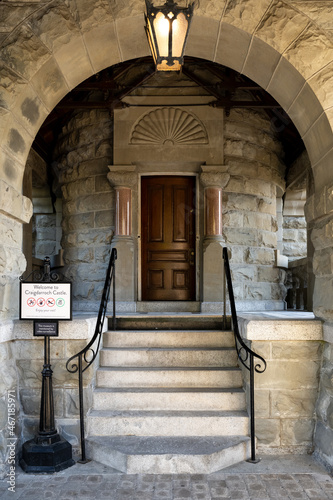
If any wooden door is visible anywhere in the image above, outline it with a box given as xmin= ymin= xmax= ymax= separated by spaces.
xmin=141 ymin=176 xmax=196 ymax=301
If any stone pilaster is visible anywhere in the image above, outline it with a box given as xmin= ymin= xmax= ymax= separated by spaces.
xmin=108 ymin=166 xmax=137 ymax=306
xmin=200 ymin=167 xmax=229 ymax=310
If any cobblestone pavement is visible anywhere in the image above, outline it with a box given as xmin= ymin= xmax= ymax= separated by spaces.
xmin=0 ymin=456 xmax=332 ymax=500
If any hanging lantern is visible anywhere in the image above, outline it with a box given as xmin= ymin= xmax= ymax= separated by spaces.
xmin=145 ymin=0 xmax=194 ymax=71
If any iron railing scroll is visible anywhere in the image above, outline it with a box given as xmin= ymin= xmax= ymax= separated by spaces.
xmin=222 ymin=247 xmax=267 ymax=463
xmin=66 ymin=247 xmax=117 ymax=463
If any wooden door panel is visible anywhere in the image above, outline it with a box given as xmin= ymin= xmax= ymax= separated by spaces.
xmin=173 ymin=186 xmax=188 ymax=242
xmin=147 ymin=185 xmax=164 ymax=242
xmin=142 ymin=176 xmax=195 ymax=301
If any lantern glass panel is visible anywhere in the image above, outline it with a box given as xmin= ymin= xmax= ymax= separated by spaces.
xmin=172 ymin=12 xmax=187 ymax=58
xmin=154 ymin=12 xmax=170 ymax=58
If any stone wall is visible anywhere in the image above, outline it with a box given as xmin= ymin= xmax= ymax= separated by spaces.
xmin=222 ymin=109 xmax=287 ymax=309
xmin=0 ymin=340 xmax=18 ymax=479
xmin=54 ymin=108 xmax=115 ymax=311
xmin=238 ymin=315 xmax=323 ymax=455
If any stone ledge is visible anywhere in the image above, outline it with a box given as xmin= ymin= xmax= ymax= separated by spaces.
xmin=0 ymin=314 xmax=101 ymax=343
xmin=238 ymin=312 xmax=323 ymax=341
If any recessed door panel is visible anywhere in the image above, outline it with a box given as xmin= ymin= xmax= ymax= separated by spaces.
xmin=142 ymin=176 xmax=195 ymax=301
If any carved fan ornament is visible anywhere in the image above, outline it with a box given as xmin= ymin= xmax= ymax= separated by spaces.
xmin=130 ymin=107 xmax=208 ymax=146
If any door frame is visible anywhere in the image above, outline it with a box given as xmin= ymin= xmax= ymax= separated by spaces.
xmin=138 ymin=172 xmax=200 ymax=302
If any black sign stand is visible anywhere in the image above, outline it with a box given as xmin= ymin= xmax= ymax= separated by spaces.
xmin=19 ymin=258 xmax=74 ymax=473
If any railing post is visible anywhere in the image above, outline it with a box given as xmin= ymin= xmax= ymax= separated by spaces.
xmin=247 ymin=354 xmax=260 ymax=463
xmin=112 ymin=248 xmax=117 ymax=331
xmin=223 ymin=260 xmax=227 ymax=330
xmin=78 ymin=354 xmax=88 ymax=463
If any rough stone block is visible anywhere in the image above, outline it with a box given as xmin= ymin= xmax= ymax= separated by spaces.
xmin=65 ymin=340 xmax=91 ymax=358
xmin=222 ymin=211 xmax=244 ymax=227
xmin=230 ymin=265 xmax=256 ymax=282
xmin=223 ymin=192 xmax=258 ymax=212
xmin=271 ymin=341 xmax=322 ymax=360
xmin=271 ymin=389 xmax=318 ymax=418
xmin=259 ymin=231 xmax=277 ymax=248
xmin=245 ymin=247 xmax=275 ymax=265
xmin=255 ymin=360 xmax=320 ymax=390
xmin=313 ymin=276 xmax=333 ymax=321
xmin=243 ymin=213 xmax=272 ymax=231
xmin=95 ymin=174 xmax=112 ymax=193
xmin=63 ymin=247 xmax=94 ymax=264
xmin=257 ymin=197 xmax=276 ymax=215
xmin=62 ymin=178 xmax=94 ymax=200
xmin=257 ymin=267 xmax=283 ymax=283
xmin=250 ymin=389 xmax=270 ymax=418
xmin=314 ymin=421 xmax=333 ymax=468
xmin=64 ymin=388 xmax=92 ymax=417
xmin=285 ymin=26 xmax=333 ymax=81
xmin=0 ymin=24 xmax=50 ymax=80
xmin=281 ymin=418 xmax=314 ymax=445
xmin=224 ymin=228 xmax=258 ymax=246
xmin=95 ymin=210 xmax=114 ymax=228
xmin=256 ymin=418 xmax=280 ymax=446
xmin=62 ymin=213 xmax=94 ymax=231
xmin=14 ymin=339 xmax=64 ymax=360
xmin=19 ymin=388 xmax=64 ymax=417
xmin=309 ymin=62 xmax=333 ymax=112
xmin=76 ymin=192 xmax=113 ymax=213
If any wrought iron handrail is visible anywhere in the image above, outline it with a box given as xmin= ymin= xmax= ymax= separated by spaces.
xmin=66 ymin=247 xmax=117 ymax=463
xmin=222 ymin=247 xmax=266 ymax=463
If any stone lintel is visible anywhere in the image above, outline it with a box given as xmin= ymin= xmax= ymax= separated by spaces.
xmin=238 ymin=313 xmax=323 ymax=341
xmin=0 ymin=179 xmax=33 ymax=223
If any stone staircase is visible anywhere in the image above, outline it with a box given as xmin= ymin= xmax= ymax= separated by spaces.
xmin=86 ymin=315 xmax=251 ymax=474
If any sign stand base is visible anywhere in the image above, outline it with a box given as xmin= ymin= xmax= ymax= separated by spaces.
xmin=20 ymin=434 xmax=75 ymax=473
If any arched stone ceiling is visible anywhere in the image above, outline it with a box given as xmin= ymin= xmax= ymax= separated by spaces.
xmin=0 ymin=0 xmax=333 ymax=217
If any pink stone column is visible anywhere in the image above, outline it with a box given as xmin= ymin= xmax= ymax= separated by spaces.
xmin=205 ymin=187 xmax=222 ymax=236
xmin=115 ymin=187 xmax=132 ymax=236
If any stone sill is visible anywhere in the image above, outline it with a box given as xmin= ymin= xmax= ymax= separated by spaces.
xmin=0 ymin=313 xmax=102 ymax=343
xmin=238 ymin=312 xmax=323 ymax=341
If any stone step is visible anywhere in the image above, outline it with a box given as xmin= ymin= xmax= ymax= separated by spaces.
xmin=99 ymin=347 xmax=238 ymax=368
xmin=92 ymin=387 xmax=246 ymax=411
xmin=96 ymin=366 xmax=243 ymax=388
xmin=87 ymin=410 xmax=249 ymax=437
xmin=103 ymin=330 xmax=235 ymax=348
xmin=111 ymin=315 xmax=231 ymax=331
xmin=86 ymin=435 xmax=251 ymax=474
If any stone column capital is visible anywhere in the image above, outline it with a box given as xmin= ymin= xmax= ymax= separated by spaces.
xmin=200 ymin=166 xmax=230 ymax=188
xmin=107 ymin=165 xmax=137 ymax=189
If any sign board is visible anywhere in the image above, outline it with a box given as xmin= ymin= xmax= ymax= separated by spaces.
xmin=20 ymin=282 xmax=72 ymax=320
xmin=34 ymin=321 xmax=59 ymax=337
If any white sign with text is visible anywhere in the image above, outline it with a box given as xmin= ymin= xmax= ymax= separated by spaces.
xmin=20 ymin=282 xmax=72 ymax=320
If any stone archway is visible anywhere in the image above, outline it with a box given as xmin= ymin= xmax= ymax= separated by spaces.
xmin=1 ymin=4 xmax=332 ymax=317
xmin=1 ymin=0 xmax=333 ymax=467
